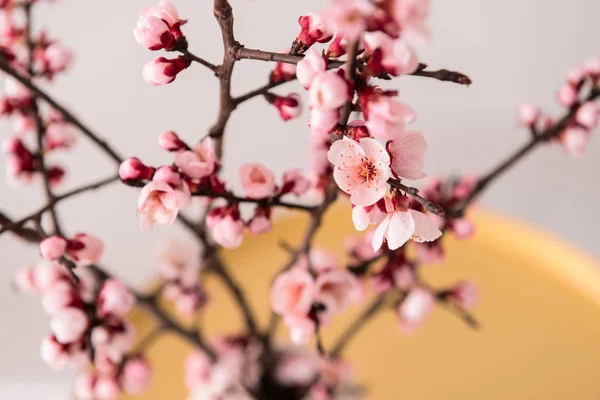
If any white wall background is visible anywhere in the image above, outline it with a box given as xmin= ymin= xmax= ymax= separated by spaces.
xmin=1 ymin=0 xmax=599 ymax=398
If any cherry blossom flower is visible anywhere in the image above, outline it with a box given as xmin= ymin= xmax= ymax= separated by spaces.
xmin=271 ymin=267 xmax=316 ymax=317
xmin=39 ymin=235 xmax=67 ymax=260
xmin=158 ymin=130 xmax=187 ymax=152
xmin=206 ymin=206 xmax=245 ymax=249
xmin=240 ymin=163 xmax=276 ymax=199
xmin=143 ymin=56 xmax=190 ymax=86
xmin=40 ymin=334 xmax=71 ymax=371
xmin=134 ymin=0 xmax=185 ymax=51
xmin=121 ymin=357 xmax=152 ymax=395
xmin=328 ymin=137 xmax=392 ymax=206
xmin=575 ymin=102 xmax=600 ymax=129
xmin=397 ymin=286 xmax=435 ymax=333
xmin=50 ymin=307 xmax=88 ymax=344
xmin=248 ymin=209 xmax=272 ymax=235
xmin=41 ymin=280 xmax=76 ymax=315
xmin=67 ymin=233 xmax=104 ymax=266
xmin=352 ymin=202 xmax=386 ymax=231
xmin=560 ymin=126 xmax=589 ymax=157
xmin=388 ymin=0 xmax=431 ymax=46
xmin=44 ymin=122 xmax=77 ymax=151
xmin=270 ymin=60 xmax=296 ymax=84
xmin=372 ymin=196 xmax=441 ymax=251
xmin=97 ymin=279 xmax=135 ymax=318
xmin=309 ymin=108 xmax=339 ymax=135
xmin=448 ymin=281 xmax=479 ymax=310
xmin=293 ymin=13 xmax=332 ymax=53
xmin=283 ymin=314 xmax=316 ymax=345
xmin=296 ymin=48 xmax=327 ymax=89
xmin=387 ymin=131 xmax=427 ymax=180
xmin=119 ymin=157 xmax=155 ymax=181
xmin=309 ymin=70 xmax=349 ymax=111
xmin=316 ymin=269 xmax=360 ymax=314
xmin=517 ymin=103 xmax=539 ymax=126
xmin=174 ymin=138 xmax=216 ymax=179
xmin=42 ymin=42 xmax=72 ymax=74
xmin=282 ymin=169 xmax=310 ymax=196
xmin=556 ymin=84 xmax=578 ymax=107
xmin=270 ymin=93 xmax=302 ymax=121
xmin=137 ymin=180 xmax=191 ymax=229
xmin=363 ymin=32 xmax=419 ymax=76
xmin=362 ymin=93 xmax=417 ymax=140
xmin=321 ymin=0 xmax=377 ymax=41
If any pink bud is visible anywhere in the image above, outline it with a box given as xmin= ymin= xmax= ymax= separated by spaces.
xmin=94 ymin=376 xmax=121 ymax=400
xmin=309 ymin=71 xmax=349 ymax=110
xmin=326 ymin=34 xmax=347 ymax=58
xmin=122 ymin=357 xmax=152 ymax=395
xmin=158 ymin=130 xmax=186 ymax=151
xmin=40 ymin=236 xmax=67 ymax=260
xmin=272 ymin=93 xmax=302 ymax=121
xmin=184 ymin=351 xmax=212 ymax=390
xmin=43 ymin=43 xmax=72 ymax=73
xmin=397 ymin=287 xmax=434 ymax=334
xmin=270 ymin=267 xmax=316 ymax=317
xmin=566 ymin=65 xmax=586 ymax=86
xmin=283 ymin=314 xmax=316 ymax=345
xmin=282 ymin=169 xmax=310 ymax=196
xmin=248 ymin=213 xmax=272 ymax=235
xmin=97 ymin=279 xmax=136 ymax=318
xmin=556 ymin=84 xmax=578 ymax=107
xmin=575 ymin=102 xmax=600 ymax=129
xmin=517 ymin=103 xmax=539 ymax=126
xmin=44 ymin=122 xmax=77 ymax=151
xmin=40 ymin=334 xmax=69 ymax=371
xmin=134 ymin=12 xmax=174 ymax=51
xmin=320 ymin=0 xmax=376 ymax=42
xmin=50 ymin=307 xmax=88 ymax=344
xmin=309 ymin=108 xmax=339 ymax=135
xmin=451 ymin=217 xmax=475 ymax=239
xmin=240 ymin=163 xmax=276 ymax=199
xmin=560 ymin=126 xmax=589 ymax=157
xmin=42 ymin=280 xmax=76 ymax=315
xmin=583 ymin=57 xmax=600 ymax=77
xmin=152 ymin=165 xmax=182 ymax=186
xmin=293 ymin=13 xmax=332 ymax=53
xmin=296 ymin=48 xmax=327 ymax=89
xmin=119 ymin=157 xmax=155 ymax=181
xmin=208 ymin=211 xmax=245 ymax=249
xmin=48 ymin=166 xmax=66 ymax=187
xmin=449 ymin=281 xmax=479 ymax=310
xmin=73 ymin=372 xmax=95 ymax=400
xmin=68 ymin=233 xmax=104 ymax=266
xmin=173 ymin=139 xmax=216 ymax=179
xmin=142 ymin=56 xmax=190 ymax=86
xmin=270 ymin=60 xmax=297 ymax=84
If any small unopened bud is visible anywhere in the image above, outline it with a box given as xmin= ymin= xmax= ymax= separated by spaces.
xmin=158 ymin=131 xmax=187 ymax=152
xmin=119 ymin=157 xmax=155 ymax=181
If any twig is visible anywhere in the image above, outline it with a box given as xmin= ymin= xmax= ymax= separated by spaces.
xmin=0 ymin=175 xmax=119 ymax=236
xmin=387 ymin=179 xmax=445 ymax=216
xmin=178 ymin=48 xmax=218 ymax=72
xmin=232 ymin=78 xmax=294 ymax=105
xmin=338 ymin=41 xmax=359 ymax=125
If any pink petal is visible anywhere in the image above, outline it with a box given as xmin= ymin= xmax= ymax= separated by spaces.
xmin=409 ymin=209 xmax=442 ymax=242
xmin=372 ymin=215 xmax=391 ymax=252
xmin=386 ymin=211 xmax=415 ymax=250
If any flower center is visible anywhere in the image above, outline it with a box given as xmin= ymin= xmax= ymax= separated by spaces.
xmin=357 ymin=157 xmax=377 ymax=187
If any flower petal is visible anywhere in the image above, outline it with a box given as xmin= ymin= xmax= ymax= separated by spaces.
xmin=409 ymin=209 xmax=442 ymax=242
xmin=386 ymin=211 xmax=414 ymax=250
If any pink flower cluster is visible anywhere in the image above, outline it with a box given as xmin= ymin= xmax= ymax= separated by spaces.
xmin=122 ymin=131 xmax=311 ymax=248
xmin=271 ymin=249 xmax=361 ymax=345
xmin=157 ymin=240 xmax=208 ymax=316
xmin=185 ymin=335 xmax=360 ymax=400
xmin=134 ymin=0 xmax=192 ymax=86
xmin=518 ymin=57 xmax=600 ymax=156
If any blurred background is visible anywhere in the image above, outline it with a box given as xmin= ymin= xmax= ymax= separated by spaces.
xmin=1 ymin=0 xmax=599 ymax=398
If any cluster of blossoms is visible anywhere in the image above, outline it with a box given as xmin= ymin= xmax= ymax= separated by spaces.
xmin=120 ymin=130 xmax=311 ymax=248
xmin=519 ymin=57 xmax=600 ymax=156
xmin=0 ymin=3 xmax=73 ymax=185
xmin=185 ymin=335 xmax=361 ymax=400
xmin=14 ymin=259 xmax=149 ymax=399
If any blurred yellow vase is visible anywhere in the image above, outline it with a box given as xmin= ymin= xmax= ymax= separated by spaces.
xmin=124 ymin=205 xmax=600 ymax=400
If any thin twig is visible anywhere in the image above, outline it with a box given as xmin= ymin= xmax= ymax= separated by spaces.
xmin=387 ymin=179 xmax=445 ymax=216
xmin=178 ymin=48 xmax=218 ymax=72
xmin=232 ymin=77 xmax=294 ymax=105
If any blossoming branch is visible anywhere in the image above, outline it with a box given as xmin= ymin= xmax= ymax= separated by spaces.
xmin=0 ymin=0 xmax=599 ymax=399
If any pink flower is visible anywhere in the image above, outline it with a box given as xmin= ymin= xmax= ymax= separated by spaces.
xmin=283 ymin=314 xmax=316 ymax=345
xmin=282 ymin=169 xmax=310 ymax=196
xmin=44 ymin=122 xmax=77 ymax=151
xmin=270 ymin=59 xmax=297 ymax=84
xmin=50 ymin=307 xmax=88 ymax=344
xmin=321 ymin=0 xmax=376 ymax=41
xmin=352 ymin=203 xmax=386 ymax=231
xmin=363 ymin=32 xmax=419 ymax=76
xmin=308 ymin=71 xmax=349 ymax=111
xmin=271 ymin=93 xmax=302 ymax=121
xmin=97 ymin=279 xmax=135 ymax=318
xmin=271 ymin=267 xmax=316 ymax=317
xmin=73 ymin=372 xmax=95 ymax=400
xmin=575 ymin=102 xmax=600 ymax=129
xmin=450 ymin=217 xmax=475 ymax=239
xmin=387 ymin=131 xmax=427 ymax=180
xmin=556 ymin=84 xmax=578 ymax=107
xmin=363 ymin=95 xmax=416 ymax=140
xmin=517 ymin=103 xmax=539 ymax=126
xmin=152 ymin=165 xmax=182 ymax=186
xmin=68 ymin=233 xmax=104 ymax=266
xmin=240 ymin=163 xmax=276 ymax=199
xmin=40 ymin=334 xmax=70 ymax=371
xmin=372 ymin=196 xmax=441 ymax=251
xmin=448 ymin=282 xmax=479 ymax=310
xmin=43 ymin=43 xmax=72 ymax=73
xmin=134 ymin=0 xmax=185 ymax=51
xmin=174 ymin=139 xmax=216 ymax=179
xmin=119 ymin=157 xmax=155 ymax=181
xmin=91 ymin=323 xmax=135 ymax=363
xmin=206 ymin=207 xmax=245 ymax=249
xmin=121 ymin=357 xmax=152 ymax=395
xmin=248 ymin=212 xmax=272 ymax=236
xmin=389 ymin=0 xmax=431 ymax=46
xmin=316 ymin=270 xmax=360 ymax=314
xmin=94 ymin=376 xmax=121 ymax=400
xmin=184 ymin=351 xmax=212 ymax=390
xmin=158 ymin=130 xmax=187 ymax=152
xmin=296 ymin=48 xmax=327 ymax=89
xmin=293 ymin=13 xmax=332 ymax=53
xmin=326 ymin=33 xmax=348 ymax=58
xmin=309 ymin=108 xmax=339 ymax=135
xmin=143 ymin=56 xmax=190 ymax=86
xmin=560 ymin=126 xmax=589 ymax=157
xmin=398 ymin=287 xmax=435 ymax=333
xmin=137 ymin=180 xmax=191 ymax=230
xmin=4 ymin=77 xmax=33 ymax=105
xmin=40 ymin=235 xmax=67 ymax=260
xmin=42 ymin=280 xmax=76 ymax=315
xmin=328 ymin=137 xmax=391 ymax=206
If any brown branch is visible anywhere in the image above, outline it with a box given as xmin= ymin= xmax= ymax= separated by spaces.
xmin=338 ymin=41 xmax=359 ymax=125
xmin=0 ymin=59 xmax=123 ymax=164
xmin=191 ymin=190 xmax=317 ymax=212
xmin=411 ymin=63 xmax=472 ymax=85
xmin=232 ymin=78 xmax=294 ymax=105
xmin=178 ymin=48 xmax=218 ymax=73
xmin=0 ymin=175 xmax=119 ymax=236
xmin=388 ymin=179 xmax=445 ymax=216
xmin=0 ymin=212 xmax=42 ymax=242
